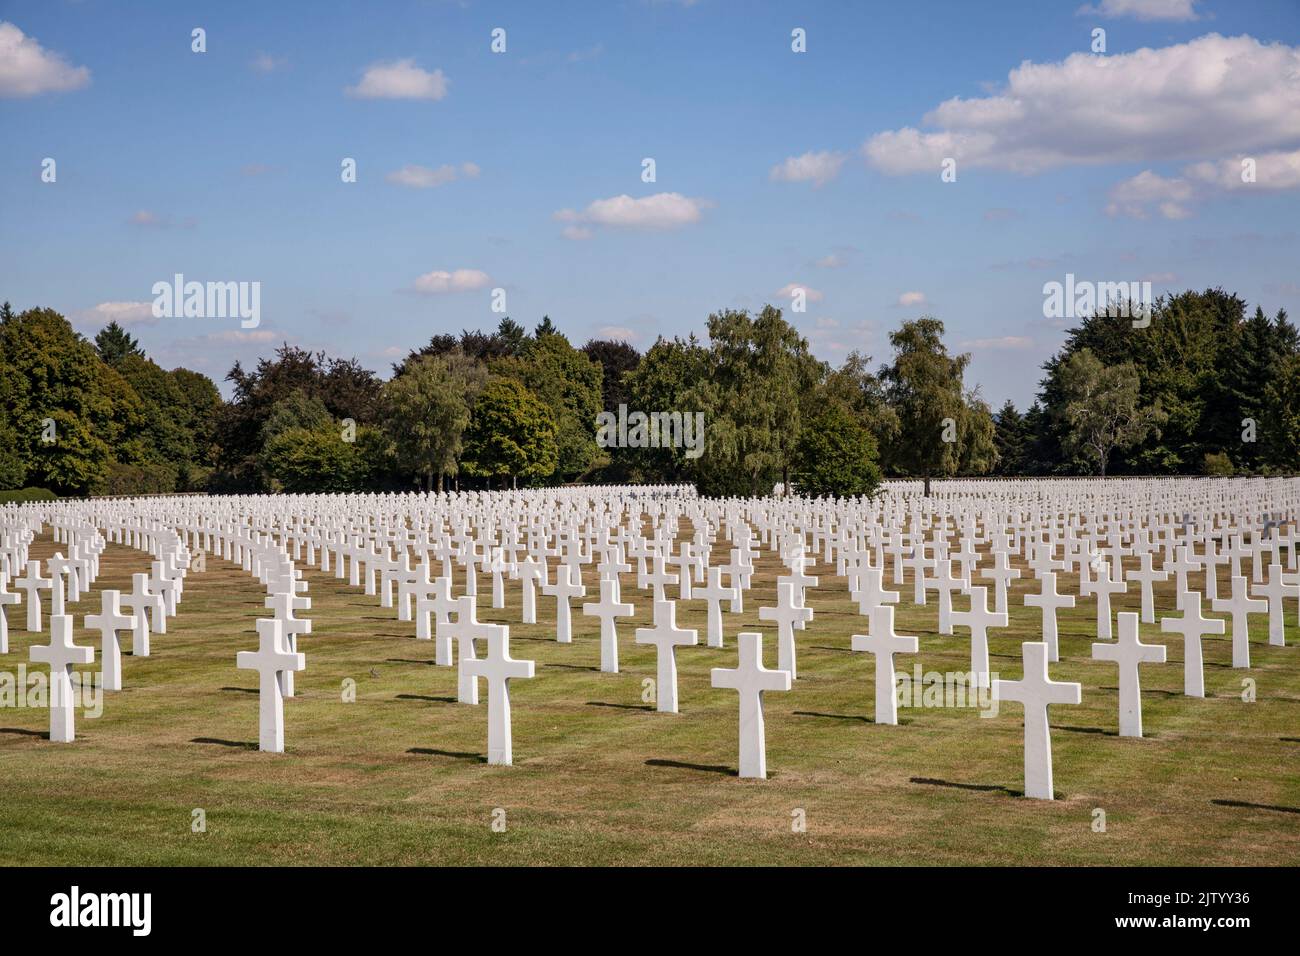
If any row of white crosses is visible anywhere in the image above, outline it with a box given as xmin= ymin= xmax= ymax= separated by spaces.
xmin=7 ymin=474 xmax=1295 ymax=786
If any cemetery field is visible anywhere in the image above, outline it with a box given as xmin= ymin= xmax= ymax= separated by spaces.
xmin=2 ymin=533 xmax=1298 ymax=867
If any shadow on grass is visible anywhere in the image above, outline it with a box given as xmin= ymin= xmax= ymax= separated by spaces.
xmin=1054 ymin=725 xmax=1118 ymax=737
xmin=396 ymin=694 xmax=455 ymax=703
xmin=586 ymin=701 xmax=653 ymax=712
xmin=220 ymin=686 xmax=259 ymax=695
xmin=407 ymin=747 xmax=486 ymax=763
xmin=1212 ymin=798 xmax=1300 ymax=815
xmin=646 ymin=758 xmax=737 ymax=777
xmin=191 ymin=737 xmax=257 ymax=750
xmin=910 ymin=776 xmax=1021 ymax=797
xmin=387 ymin=658 xmax=436 ymax=666
xmin=544 ymin=662 xmax=600 ymax=672
xmin=794 ymin=710 xmax=874 ymax=724
xmin=0 ymin=727 xmax=49 ymax=739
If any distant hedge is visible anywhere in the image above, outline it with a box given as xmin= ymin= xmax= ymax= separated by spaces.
xmin=0 ymin=487 xmax=58 ymax=504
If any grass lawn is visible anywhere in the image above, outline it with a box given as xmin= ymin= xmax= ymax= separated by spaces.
xmin=1 ymin=532 xmax=1297 ymax=866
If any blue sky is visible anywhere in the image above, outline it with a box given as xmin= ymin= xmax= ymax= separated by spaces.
xmin=2 ymin=0 xmax=1299 ymax=408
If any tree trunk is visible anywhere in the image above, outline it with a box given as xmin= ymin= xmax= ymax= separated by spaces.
xmin=923 ymin=474 xmax=931 ymax=496
xmin=437 ymin=472 xmax=444 ymax=493
xmin=782 ymin=463 xmax=789 ymax=495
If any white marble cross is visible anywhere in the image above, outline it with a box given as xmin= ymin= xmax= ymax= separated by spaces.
xmin=992 ymin=641 xmax=1082 ymax=800
xmin=950 ymin=585 xmax=1007 ymax=689
xmin=15 ymin=560 xmax=51 ymax=633
xmin=710 ymin=630 xmax=791 ymax=779
xmin=459 ymin=624 xmax=535 ymax=765
xmin=634 ymin=598 xmax=698 ymax=713
xmin=1092 ymin=611 xmax=1166 ymax=737
xmin=758 ymin=582 xmax=812 ymax=680
xmin=1160 ymin=590 xmax=1224 ymax=697
xmin=1090 ymin=562 xmax=1127 ymax=642
xmin=265 ymin=590 xmax=311 ymax=697
xmin=516 ymin=556 xmax=544 ymax=625
xmin=1128 ymin=551 xmax=1169 ymax=624
xmin=1254 ymin=563 xmax=1289 ymax=647
xmin=695 ymin=566 xmax=737 ymax=648
xmin=581 ymin=577 xmax=634 ymax=673
xmin=0 ymin=576 xmax=20 ymax=653
xmin=84 ymin=590 xmax=136 ymax=692
xmin=542 ymin=564 xmax=585 ymax=643
xmin=120 ymin=572 xmax=162 ymax=656
xmin=236 ymin=618 xmax=305 ymax=753
xmin=30 ymin=614 xmax=94 ymax=742
xmin=850 ymin=604 xmax=917 ymax=725
xmin=1024 ymin=571 xmax=1074 ymax=662
xmin=1211 ymin=574 xmax=1266 ymax=668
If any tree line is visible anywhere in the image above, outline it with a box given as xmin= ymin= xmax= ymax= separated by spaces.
xmin=0 ymin=287 xmax=1295 ymax=500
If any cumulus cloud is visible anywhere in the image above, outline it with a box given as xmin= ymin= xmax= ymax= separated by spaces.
xmin=896 ymin=291 xmax=928 ymax=307
xmin=346 ymin=59 xmax=448 ymax=100
xmin=554 ymin=192 xmax=710 ymax=234
xmin=769 ymin=150 xmax=847 ymax=187
xmin=814 ymin=253 xmax=847 ymax=268
xmin=74 ymin=301 xmax=158 ymax=329
xmin=863 ymin=35 xmax=1300 ymax=176
xmin=1106 ymin=170 xmax=1195 ymax=219
xmin=386 ymin=162 xmax=480 ymax=188
xmin=959 ymin=336 xmax=1035 ymax=350
xmin=0 ymin=22 xmax=90 ymax=97
xmin=1185 ymin=149 xmax=1300 ymax=192
xmin=412 ymin=269 xmax=492 ymax=294
xmin=1107 ymin=149 xmax=1300 ymax=219
xmin=774 ymin=283 xmax=824 ymax=303
xmin=1076 ymin=0 xmax=1200 ymax=21
xmin=250 ymin=52 xmax=286 ymax=74
xmin=595 ymin=325 xmax=638 ymax=342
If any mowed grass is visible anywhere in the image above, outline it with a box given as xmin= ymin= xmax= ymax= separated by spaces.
xmin=1 ymin=531 xmax=1297 ymax=866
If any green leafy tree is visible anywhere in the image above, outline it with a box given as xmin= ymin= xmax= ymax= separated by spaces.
xmin=462 ymin=378 xmax=558 ymax=487
xmin=792 ymin=403 xmax=882 ymax=497
xmin=880 ymin=317 xmax=971 ymax=494
xmin=94 ymin=321 xmax=144 ymax=365
xmin=1059 ymin=349 xmax=1166 ymax=476
xmin=381 ymin=352 xmax=489 ymax=491
xmin=263 ymin=425 xmax=380 ymax=492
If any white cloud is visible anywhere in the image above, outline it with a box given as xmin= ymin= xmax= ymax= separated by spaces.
xmin=346 ymin=59 xmax=448 ymax=100
xmin=554 ymin=192 xmax=709 ymax=233
xmin=412 ymin=269 xmax=492 ymax=294
xmin=1185 ymin=149 xmax=1300 ymax=192
xmin=1106 ymin=149 xmax=1300 ymax=219
xmin=561 ymin=225 xmax=593 ymax=241
xmin=74 ymin=301 xmax=158 ymax=329
xmin=896 ymin=291 xmax=928 ymax=307
xmin=1076 ymin=0 xmax=1200 ymax=21
xmin=959 ymin=336 xmax=1035 ymax=350
xmin=386 ymin=162 xmax=480 ymax=188
xmin=774 ymin=282 xmax=824 ymax=303
xmin=250 ymin=52 xmax=286 ymax=74
xmin=814 ymin=253 xmax=847 ymax=269
xmin=595 ymin=325 xmax=638 ymax=342
xmin=206 ymin=329 xmax=277 ymax=344
xmin=769 ymin=150 xmax=847 ymax=187
xmin=0 ymin=22 xmax=90 ymax=97
xmin=1141 ymin=271 xmax=1179 ymax=283
xmin=1106 ymin=170 xmax=1195 ymax=219
xmin=863 ymin=35 xmax=1300 ymax=175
